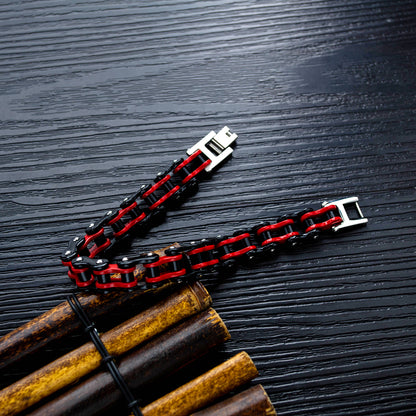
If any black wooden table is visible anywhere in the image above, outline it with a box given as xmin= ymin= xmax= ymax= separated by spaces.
xmin=1 ymin=1 xmax=416 ymax=415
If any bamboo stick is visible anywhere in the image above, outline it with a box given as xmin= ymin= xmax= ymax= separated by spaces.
xmin=191 ymin=384 xmax=277 ymax=416
xmin=0 ymin=280 xmax=211 ymax=416
xmin=0 ymin=244 xmax=178 ymax=370
xmin=27 ymin=308 xmax=230 ymax=416
xmin=139 ymin=351 xmax=259 ymax=416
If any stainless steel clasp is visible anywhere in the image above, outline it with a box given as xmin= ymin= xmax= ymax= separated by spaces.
xmin=322 ymin=196 xmax=368 ymax=232
xmin=187 ymin=126 xmax=237 ymax=172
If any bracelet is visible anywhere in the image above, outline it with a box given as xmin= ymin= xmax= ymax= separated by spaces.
xmin=61 ymin=128 xmax=367 ymax=291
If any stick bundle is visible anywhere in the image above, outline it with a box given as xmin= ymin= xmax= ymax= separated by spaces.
xmin=27 ymin=308 xmax=230 ymax=416
xmin=1 ymin=276 xmax=279 ymax=416
xmin=0 ymin=280 xmax=211 ymax=416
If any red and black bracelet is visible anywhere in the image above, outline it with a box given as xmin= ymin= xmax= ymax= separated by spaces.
xmin=61 ymin=127 xmax=367 ymax=291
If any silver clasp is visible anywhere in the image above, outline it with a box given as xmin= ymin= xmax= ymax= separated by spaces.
xmin=187 ymin=126 xmax=237 ymax=172
xmin=322 ymin=196 xmax=368 ymax=232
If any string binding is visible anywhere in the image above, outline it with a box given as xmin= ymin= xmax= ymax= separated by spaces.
xmin=67 ymin=294 xmax=143 ymax=416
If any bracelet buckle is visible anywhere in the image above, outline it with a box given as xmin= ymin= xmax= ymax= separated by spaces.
xmin=322 ymin=196 xmax=368 ymax=232
xmin=187 ymin=126 xmax=237 ymax=172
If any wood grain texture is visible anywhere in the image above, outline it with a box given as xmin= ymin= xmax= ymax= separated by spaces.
xmin=0 ymin=0 xmax=415 ymax=415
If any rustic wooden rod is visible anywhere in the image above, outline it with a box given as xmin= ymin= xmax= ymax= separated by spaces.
xmin=0 ymin=280 xmax=211 ymax=416
xmin=0 ymin=244 xmax=178 ymax=370
xmin=138 ymin=351 xmax=259 ymax=416
xmin=191 ymin=384 xmax=277 ymax=416
xmin=27 ymin=308 xmax=230 ymax=416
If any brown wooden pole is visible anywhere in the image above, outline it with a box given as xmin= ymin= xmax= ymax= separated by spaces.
xmin=27 ymin=308 xmax=230 ymax=416
xmin=0 ymin=244 xmax=179 ymax=370
xmin=139 ymin=351 xmax=259 ymax=416
xmin=0 ymin=280 xmax=211 ymax=416
xmin=190 ymin=384 xmax=277 ymax=416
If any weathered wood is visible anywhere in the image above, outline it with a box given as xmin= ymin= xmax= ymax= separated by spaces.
xmin=191 ymin=385 xmax=277 ymax=416
xmin=139 ymin=351 xmax=259 ymax=416
xmin=27 ymin=308 xmax=230 ymax=416
xmin=0 ymin=280 xmax=211 ymax=416
xmin=0 ymin=244 xmax=178 ymax=370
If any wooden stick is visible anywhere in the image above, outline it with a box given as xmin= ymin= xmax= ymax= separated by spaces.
xmin=27 ymin=308 xmax=230 ymax=416
xmin=0 ymin=280 xmax=211 ymax=416
xmin=191 ymin=385 xmax=277 ymax=416
xmin=140 ymin=351 xmax=259 ymax=416
xmin=0 ymin=244 xmax=179 ymax=370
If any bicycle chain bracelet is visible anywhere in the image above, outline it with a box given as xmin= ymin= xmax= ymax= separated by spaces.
xmin=61 ymin=127 xmax=368 ymax=291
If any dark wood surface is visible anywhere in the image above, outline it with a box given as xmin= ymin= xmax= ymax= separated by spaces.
xmin=1 ymin=1 xmax=415 ymax=415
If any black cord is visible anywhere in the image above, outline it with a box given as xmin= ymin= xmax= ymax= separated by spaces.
xmin=67 ymin=294 xmax=143 ymax=416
